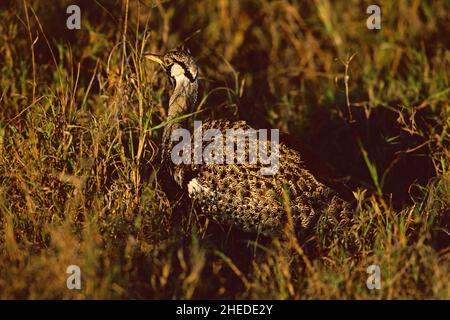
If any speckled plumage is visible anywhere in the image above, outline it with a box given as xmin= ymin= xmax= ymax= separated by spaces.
xmin=146 ymin=49 xmax=352 ymax=237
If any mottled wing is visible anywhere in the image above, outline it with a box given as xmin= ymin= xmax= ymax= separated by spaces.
xmin=182 ymin=120 xmax=347 ymax=236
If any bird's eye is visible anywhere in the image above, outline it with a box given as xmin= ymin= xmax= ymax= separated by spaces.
xmin=164 ymin=58 xmax=172 ymax=65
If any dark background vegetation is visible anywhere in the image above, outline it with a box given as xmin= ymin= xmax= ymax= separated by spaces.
xmin=0 ymin=0 xmax=448 ymax=298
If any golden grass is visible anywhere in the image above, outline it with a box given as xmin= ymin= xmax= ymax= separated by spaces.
xmin=0 ymin=0 xmax=448 ymax=299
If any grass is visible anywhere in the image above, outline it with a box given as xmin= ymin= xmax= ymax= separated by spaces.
xmin=0 ymin=0 xmax=448 ymax=299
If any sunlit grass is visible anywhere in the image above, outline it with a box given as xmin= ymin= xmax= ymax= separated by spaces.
xmin=0 ymin=0 xmax=448 ymax=299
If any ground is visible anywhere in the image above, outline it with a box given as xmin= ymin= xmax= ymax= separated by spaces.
xmin=0 ymin=0 xmax=448 ymax=299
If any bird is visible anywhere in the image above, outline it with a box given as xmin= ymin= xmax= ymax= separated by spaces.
xmin=145 ymin=48 xmax=352 ymax=238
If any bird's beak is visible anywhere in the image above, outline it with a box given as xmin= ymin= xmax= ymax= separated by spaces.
xmin=144 ymin=52 xmax=164 ymax=65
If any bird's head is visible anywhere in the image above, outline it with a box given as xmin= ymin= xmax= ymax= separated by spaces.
xmin=144 ymin=47 xmax=198 ymax=88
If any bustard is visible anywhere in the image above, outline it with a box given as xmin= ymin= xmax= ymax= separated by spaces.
xmin=145 ymin=48 xmax=352 ymax=238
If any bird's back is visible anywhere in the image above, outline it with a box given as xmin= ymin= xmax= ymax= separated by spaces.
xmin=166 ymin=119 xmax=352 ymax=237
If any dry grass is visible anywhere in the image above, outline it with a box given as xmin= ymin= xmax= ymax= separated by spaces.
xmin=0 ymin=0 xmax=449 ymax=299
